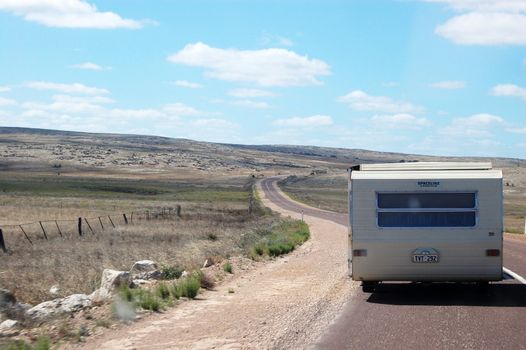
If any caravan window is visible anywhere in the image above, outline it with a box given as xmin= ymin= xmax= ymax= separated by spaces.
xmin=377 ymin=192 xmax=477 ymax=228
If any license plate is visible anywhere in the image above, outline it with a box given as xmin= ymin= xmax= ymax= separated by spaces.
xmin=412 ymin=254 xmax=439 ymax=263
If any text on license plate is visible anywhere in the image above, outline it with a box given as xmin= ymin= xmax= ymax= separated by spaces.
xmin=412 ymin=254 xmax=439 ymax=263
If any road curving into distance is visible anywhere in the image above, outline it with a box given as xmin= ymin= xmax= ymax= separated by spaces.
xmin=261 ymin=177 xmax=526 ymax=350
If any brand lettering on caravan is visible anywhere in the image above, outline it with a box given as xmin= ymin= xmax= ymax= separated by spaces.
xmin=417 ymin=181 xmax=440 ymax=188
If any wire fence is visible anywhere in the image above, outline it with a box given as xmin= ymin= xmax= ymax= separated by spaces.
xmin=0 ymin=205 xmax=182 ymax=254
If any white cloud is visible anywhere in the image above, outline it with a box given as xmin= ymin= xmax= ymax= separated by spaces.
xmin=192 ymin=118 xmax=239 ymax=129
xmin=231 ymin=99 xmax=271 ymax=109
xmin=171 ymin=80 xmax=202 ymax=89
xmin=0 ymin=97 xmax=16 ymax=106
xmin=440 ymin=113 xmax=504 ymax=137
xmin=163 ymin=103 xmax=201 ymax=116
xmin=261 ymin=32 xmax=294 ymax=46
xmin=0 ymin=0 xmax=143 ymax=29
xmin=490 ymin=84 xmax=526 ymax=100
xmin=507 ymin=127 xmax=526 ymax=134
xmin=0 ymin=86 xmax=10 ymax=92
xmin=451 ymin=113 xmax=504 ymax=127
xmin=273 ymin=115 xmax=333 ymax=127
xmin=427 ymin=1 xmax=526 ymax=45
xmin=70 ymin=62 xmax=111 ymax=71
xmin=430 ymin=80 xmax=466 ymax=89
xmin=436 ymin=12 xmax=526 ymax=45
xmin=370 ymin=114 xmax=432 ymax=129
xmin=228 ymin=88 xmax=276 ymax=98
xmin=25 ymin=81 xmax=109 ymax=95
xmin=426 ymin=1 xmax=526 ymax=13
xmin=338 ymin=90 xmax=425 ymax=114
xmin=51 ymin=94 xmax=114 ymax=104
xmin=167 ymin=42 xmax=330 ymax=87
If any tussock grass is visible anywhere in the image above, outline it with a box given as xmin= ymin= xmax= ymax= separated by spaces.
xmin=171 ymin=276 xmax=201 ymax=299
xmin=3 ymin=335 xmax=50 ymax=350
xmin=250 ymin=220 xmax=310 ymax=258
xmin=223 ymin=262 xmax=233 ymax=274
xmin=160 ymin=265 xmax=184 ymax=280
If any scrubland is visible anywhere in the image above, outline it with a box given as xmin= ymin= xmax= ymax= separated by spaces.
xmin=0 ymin=173 xmax=283 ymax=304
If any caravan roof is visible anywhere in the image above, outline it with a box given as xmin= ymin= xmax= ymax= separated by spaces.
xmin=351 ymin=162 xmax=493 ymax=172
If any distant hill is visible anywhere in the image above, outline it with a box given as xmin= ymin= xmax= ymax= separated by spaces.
xmin=0 ymin=127 xmax=524 ymax=179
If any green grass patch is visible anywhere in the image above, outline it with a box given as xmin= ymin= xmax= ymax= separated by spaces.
xmin=505 ymin=227 xmax=524 ymax=234
xmin=0 ymin=176 xmax=249 ymax=204
xmin=155 ymin=283 xmax=171 ymax=300
xmin=250 ymin=220 xmax=310 ymax=259
xmin=223 ymin=262 xmax=233 ymax=274
xmin=160 ymin=265 xmax=184 ymax=280
xmin=3 ymin=336 xmax=50 ymax=350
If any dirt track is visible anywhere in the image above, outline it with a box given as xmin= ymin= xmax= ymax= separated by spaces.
xmin=74 ymin=180 xmax=354 ymax=350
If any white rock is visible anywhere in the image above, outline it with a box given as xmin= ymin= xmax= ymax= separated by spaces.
xmin=49 ymin=285 xmax=60 ymax=296
xmin=0 ymin=319 xmax=19 ymax=337
xmin=26 ymin=294 xmax=91 ymax=323
xmin=92 ymin=269 xmax=130 ymax=301
xmin=202 ymin=258 xmax=214 ymax=268
xmin=181 ymin=271 xmax=188 ymax=278
xmin=131 ymin=279 xmax=152 ymax=287
xmin=130 ymin=260 xmax=160 ymax=280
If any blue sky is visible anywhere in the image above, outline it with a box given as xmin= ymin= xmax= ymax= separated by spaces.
xmin=0 ymin=0 xmax=525 ymax=158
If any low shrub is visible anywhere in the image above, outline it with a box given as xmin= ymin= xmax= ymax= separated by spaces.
xmin=137 ymin=290 xmax=160 ymax=312
xmin=179 ymin=277 xmax=201 ymax=299
xmin=119 ymin=285 xmax=134 ymax=302
xmin=195 ymin=271 xmax=215 ymax=290
xmin=223 ymin=262 xmax=233 ymax=274
xmin=95 ymin=319 xmax=111 ymax=328
xmin=5 ymin=336 xmax=50 ymax=350
xmin=249 ymin=220 xmax=309 ymax=258
xmin=156 ymin=283 xmax=171 ymax=300
xmin=160 ymin=265 xmax=184 ymax=280
xmin=171 ymin=282 xmax=183 ymax=299
xmin=207 ymin=233 xmax=218 ymax=241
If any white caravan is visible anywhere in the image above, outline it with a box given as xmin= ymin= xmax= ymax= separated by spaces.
xmin=348 ymin=162 xmax=503 ymax=292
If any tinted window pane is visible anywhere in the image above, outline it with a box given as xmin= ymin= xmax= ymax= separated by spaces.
xmin=378 ymin=193 xmax=475 ymax=209
xmin=378 ymin=212 xmax=476 ymax=227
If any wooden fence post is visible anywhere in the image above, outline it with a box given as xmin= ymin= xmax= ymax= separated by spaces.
xmin=78 ymin=217 xmax=83 ymax=236
xmin=19 ymin=225 xmax=32 ymax=245
xmin=0 ymin=228 xmax=7 ymax=253
xmin=176 ymin=205 xmax=181 ymax=218
xmin=108 ymin=216 xmax=115 ymax=228
xmin=55 ymin=221 xmax=63 ymax=237
xmin=98 ymin=217 xmax=104 ymax=230
xmin=130 ymin=212 xmax=134 ymax=224
xmin=123 ymin=214 xmax=128 ymax=224
xmin=39 ymin=221 xmax=48 ymax=240
xmin=147 ymin=210 xmax=150 ymax=221
xmin=84 ymin=218 xmax=95 ymax=234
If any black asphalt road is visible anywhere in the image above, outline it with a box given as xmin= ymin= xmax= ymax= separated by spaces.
xmin=261 ymin=177 xmax=526 ymax=350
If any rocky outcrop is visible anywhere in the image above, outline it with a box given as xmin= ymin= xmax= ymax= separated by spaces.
xmin=130 ymin=260 xmax=161 ymax=280
xmin=0 ymin=319 xmax=19 ymax=337
xmin=26 ymin=294 xmax=91 ymax=323
xmin=0 ymin=289 xmax=30 ymax=323
xmin=90 ymin=269 xmax=130 ymax=302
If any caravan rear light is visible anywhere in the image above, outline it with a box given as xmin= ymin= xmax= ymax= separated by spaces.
xmin=486 ymin=249 xmax=500 ymax=257
xmin=353 ymin=249 xmax=367 ymax=257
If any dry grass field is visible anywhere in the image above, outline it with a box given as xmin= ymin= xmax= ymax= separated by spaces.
xmin=0 ymin=172 xmax=281 ymax=304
